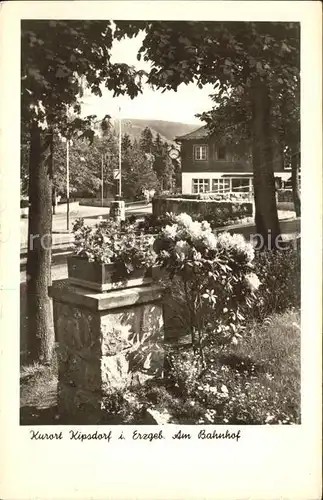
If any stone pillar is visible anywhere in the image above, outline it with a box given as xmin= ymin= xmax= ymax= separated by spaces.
xmin=49 ymin=280 xmax=165 ymax=424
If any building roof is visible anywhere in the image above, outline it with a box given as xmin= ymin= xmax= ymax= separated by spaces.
xmin=175 ymin=125 xmax=209 ymax=141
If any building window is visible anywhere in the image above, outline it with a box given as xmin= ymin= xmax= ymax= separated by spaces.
xmin=192 ymin=179 xmax=210 ymax=193
xmin=212 ymin=178 xmax=230 ymax=193
xmin=231 ymin=178 xmax=251 ymax=192
xmin=217 ymin=145 xmax=226 ymax=160
xmin=194 ymin=145 xmax=208 ymax=161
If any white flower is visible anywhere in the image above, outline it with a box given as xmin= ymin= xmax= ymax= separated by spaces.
xmin=187 ymin=221 xmax=203 ymax=240
xmin=202 ymin=231 xmax=217 ymax=250
xmin=231 ymin=233 xmax=247 ymax=247
xmin=201 ymin=220 xmax=211 ymax=231
xmin=175 ymin=213 xmax=193 ymax=228
xmin=217 ymin=232 xmax=255 ymax=262
xmin=244 ymin=272 xmax=261 ymax=292
xmin=163 ymin=224 xmax=178 ymax=239
xmin=221 ymin=384 xmax=229 ymax=394
xmin=202 ymin=289 xmax=217 ymax=304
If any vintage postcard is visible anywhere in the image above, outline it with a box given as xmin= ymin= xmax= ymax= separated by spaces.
xmin=0 ymin=1 xmax=322 ymax=499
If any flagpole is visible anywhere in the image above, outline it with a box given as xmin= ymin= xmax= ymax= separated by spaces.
xmin=66 ymin=139 xmax=70 ymax=231
xmin=101 ymin=154 xmax=104 ymax=207
xmin=118 ymin=106 xmax=122 ymax=197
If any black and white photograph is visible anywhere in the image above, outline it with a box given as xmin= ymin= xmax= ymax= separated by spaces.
xmin=19 ymin=17 xmax=303 ymax=427
xmin=0 ymin=1 xmax=321 ymax=499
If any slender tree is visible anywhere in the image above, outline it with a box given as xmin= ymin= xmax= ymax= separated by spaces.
xmin=52 ymin=133 xmax=119 ymax=199
xmin=139 ymin=126 xmax=154 ymax=154
xmin=121 ymin=133 xmax=132 ymax=153
xmin=21 ymin=20 xmax=144 ymax=363
xmin=122 ymin=140 xmax=159 ymax=199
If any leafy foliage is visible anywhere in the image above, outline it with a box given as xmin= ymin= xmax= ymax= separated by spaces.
xmin=139 ymin=126 xmax=154 ymax=153
xmin=115 ymin=21 xmax=299 ymax=94
xmin=121 ymin=136 xmax=159 ymax=200
xmin=250 ymin=245 xmax=301 ymax=320
xmin=154 ymin=213 xmax=260 ymax=359
xmin=72 ymin=218 xmax=157 ymax=272
xmin=22 ymin=20 xmax=145 ymax=133
xmin=152 ymin=135 xmax=175 ymax=191
xmin=54 ymin=134 xmax=118 ymax=197
xmin=114 ymin=21 xmax=300 ymax=241
xmin=126 ymin=308 xmax=300 ymax=425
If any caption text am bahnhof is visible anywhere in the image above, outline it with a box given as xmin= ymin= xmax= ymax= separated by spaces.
xmin=29 ymin=429 xmax=241 ymax=442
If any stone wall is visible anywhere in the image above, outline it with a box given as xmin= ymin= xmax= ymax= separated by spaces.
xmin=50 ymin=280 xmax=165 ymax=424
xmin=152 ymin=197 xmax=253 ymax=222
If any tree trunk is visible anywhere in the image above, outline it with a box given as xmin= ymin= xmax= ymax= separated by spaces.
xmin=291 ymin=150 xmax=301 ymax=217
xmin=250 ymin=78 xmax=281 ymax=249
xmin=26 ymin=123 xmax=54 ymax=364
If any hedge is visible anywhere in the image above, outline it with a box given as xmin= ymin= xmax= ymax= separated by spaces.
xmin=152 ymin=197 xmax=253 ymax=226
xmin=155 ymin=192 xmax=252 ymax=201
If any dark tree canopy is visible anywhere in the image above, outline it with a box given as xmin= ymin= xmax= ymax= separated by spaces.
xmin=114 ymin=21 xmax=299 ymax=95
xmin=21 ymin=20 xmax=146 ymax=363
xmin=22 ymin=20 xmax=145 ymax=136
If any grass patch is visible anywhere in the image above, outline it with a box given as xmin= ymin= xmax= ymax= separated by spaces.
xmin=235 ymin=310 xmax=300 ymax=376
xmin=219 ymin=309 xmax=301 ymax=423
xmin=20 ymin=355 xmax=58 ymax=425
xmin=129 ymin=309 xmax=301 ymax=425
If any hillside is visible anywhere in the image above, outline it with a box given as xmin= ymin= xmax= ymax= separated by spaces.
xmin=110 ymin=118 xmax=200 ymax=144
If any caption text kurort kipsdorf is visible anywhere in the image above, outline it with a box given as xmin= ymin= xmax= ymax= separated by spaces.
xmin=29 ymin=429 xmax=241 ymax=442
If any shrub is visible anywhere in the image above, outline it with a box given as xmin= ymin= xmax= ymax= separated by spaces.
xmin=135 ymin=213 xmax=176 ymax=234
xmin=196 ymin=192 xmax=252 ymax=202
xmin=154 ymin=193 xmax=252 ymax=202
xmin=131 ymin=378 xmax=207 ymax=424
xmin=250 ymin=246 xmax=301 ymax=320
xmin=101 ymin=388 xmax=145 ymax=424
xmin=154 ymin=213 xmax=260 ymax=359
xmin=136 ymin=211 xmax=251 ymax=238
xmin=152 ymin=197 xmax=253 ymax=228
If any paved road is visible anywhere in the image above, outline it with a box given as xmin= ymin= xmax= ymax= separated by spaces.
xmin=20 ymin=202 xmax=152 ymax=251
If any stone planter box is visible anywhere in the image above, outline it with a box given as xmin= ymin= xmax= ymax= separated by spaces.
xmin=67 ymin=256 xmax=158 ymax=292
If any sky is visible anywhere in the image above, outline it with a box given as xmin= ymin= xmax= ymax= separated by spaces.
xmin=80 ymin=32 xmax=215 ymax=125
